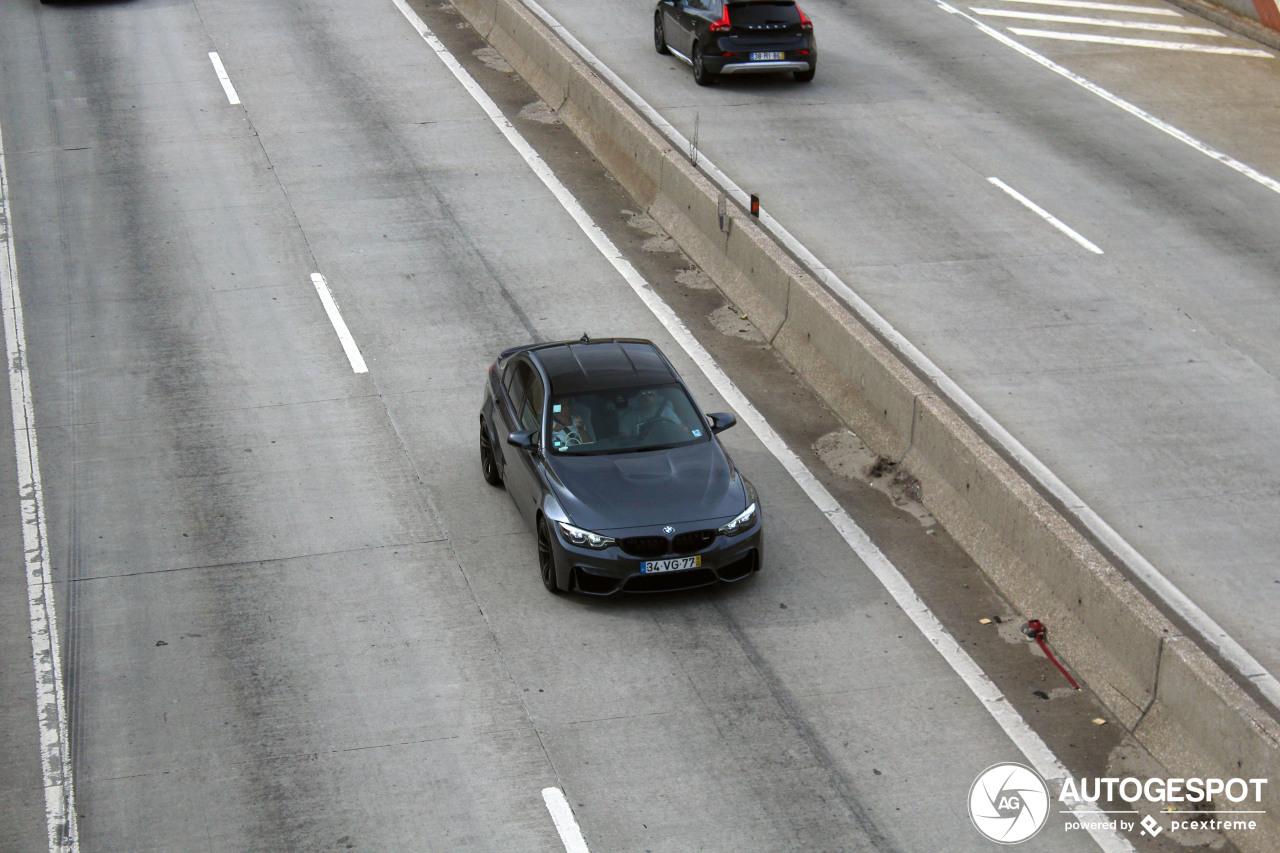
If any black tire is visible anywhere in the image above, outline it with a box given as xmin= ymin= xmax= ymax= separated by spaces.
xmin=692 ymin=44 xmax=715 ymax=86
xmin=654 ymin=13 xmax=669 ymax=55
xmin=537 ymin=518 xmax=562 ymax=594
xmin=794 ymin=66 xmax=816 ymax=83
xmin=480 ymin=421 xmax=503 ymax=487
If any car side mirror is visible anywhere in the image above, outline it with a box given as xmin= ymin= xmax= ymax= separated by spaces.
xmin=507 ymin=429 xmax=538 ymax=451
xmin=707 ymin=412 xmax=736 ymax=434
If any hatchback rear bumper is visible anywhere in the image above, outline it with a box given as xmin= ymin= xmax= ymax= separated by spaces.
xmin=716 ymin=59 xmax=811 ymax=75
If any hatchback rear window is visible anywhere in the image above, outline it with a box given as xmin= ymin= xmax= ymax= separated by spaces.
xmin=728 ymin=1 xmax=801 ymax=27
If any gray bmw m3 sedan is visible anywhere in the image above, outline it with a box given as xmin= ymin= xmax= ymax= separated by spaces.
xmin=479 ymin=337 xmax=763 ymax=595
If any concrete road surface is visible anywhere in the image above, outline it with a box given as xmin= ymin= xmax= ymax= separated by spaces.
xmin=1 ymin=0 xmax=1268 ymax=851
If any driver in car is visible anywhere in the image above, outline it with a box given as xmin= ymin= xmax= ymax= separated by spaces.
xmin=619 ymin=388 xmax=679 ymax=437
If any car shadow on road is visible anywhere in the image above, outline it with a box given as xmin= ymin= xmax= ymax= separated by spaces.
xmin=560 ymin=577 xmax=753 ymax=615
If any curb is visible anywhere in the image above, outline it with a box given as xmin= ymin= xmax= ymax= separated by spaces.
xmin=447 ymin=0 xmax=1280 ymax=848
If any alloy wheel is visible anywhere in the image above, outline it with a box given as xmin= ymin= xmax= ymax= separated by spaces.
xmin=537 ymin=519 xmax=562 ymax=594
xmin=693 ymin=44 xmax=714 ymax=86
xmin=654 ymin=14 xmax=669 ymax=55
xmin=480 ymin=422 xmax=503 ymax=486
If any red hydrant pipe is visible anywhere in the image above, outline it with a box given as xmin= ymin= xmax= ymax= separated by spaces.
xmin=1024 ymin=619 xmax=1081 ymax=690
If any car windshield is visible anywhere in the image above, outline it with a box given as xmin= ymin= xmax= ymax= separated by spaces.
xmin=546 ymin=384 xmax=710 ymax=455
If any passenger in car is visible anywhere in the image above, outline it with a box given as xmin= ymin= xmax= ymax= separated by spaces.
xmin=550 ymin=397 xmax=594 ymax=449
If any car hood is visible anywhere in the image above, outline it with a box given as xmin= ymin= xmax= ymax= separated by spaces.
xmin=546 ymin=441 xmax=747 ymax=532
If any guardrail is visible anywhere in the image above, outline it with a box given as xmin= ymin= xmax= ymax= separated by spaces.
xmin=445 ymin=0 xmax=1280 ymax=848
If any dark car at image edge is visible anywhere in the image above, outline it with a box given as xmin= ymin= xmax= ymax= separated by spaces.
xmin=479 ymin=337 xmax=763 ymax=595
xmin=655 ymin=0 xmax=817 ymax=85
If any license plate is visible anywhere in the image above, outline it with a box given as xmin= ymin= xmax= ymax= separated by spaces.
xmin=642 ymin=555 xmax=701 ymax=574
xmin=751 ymin=51 xmax=784 ymax=61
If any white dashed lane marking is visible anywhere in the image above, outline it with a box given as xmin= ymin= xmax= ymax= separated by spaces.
xmin=972 ymin=7 xmax=1224 ymax=35
xmin=995 ymin=0 xmax=1181 ymax=13
xmin=208 ymin=51 xmax=241 ymax=104
xmin=1008 ymin=28 xmax=1274 ymax=53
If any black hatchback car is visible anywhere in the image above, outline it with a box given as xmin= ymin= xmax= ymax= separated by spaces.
xmin=479 ymin=338 xmax=763 ymax=595
xmin=654 ymin=0 xmax=816 ymax=86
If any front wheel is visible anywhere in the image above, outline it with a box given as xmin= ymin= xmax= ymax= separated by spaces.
xmin=480 ymin=421 xmax=503 ymax=486
xmin=537 ymin=518 xmax=563 ymax=594
xmin=654 ymin=13 xmax=669 ymax=55
xmin=692 ymin=44 xmax=715 ymax=86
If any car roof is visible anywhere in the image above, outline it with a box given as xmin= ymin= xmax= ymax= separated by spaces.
xmin=528 ymin=338 xmax=678 ymax=395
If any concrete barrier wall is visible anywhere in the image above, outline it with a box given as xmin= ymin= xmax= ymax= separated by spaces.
xmin=1216 ymin=0 xmax=1280 ymax=28
xmin=901 ymin=394 xmax=1168 ymax=727
xmin=1211 ymin=0 xmax=1266 ymax=21
xmin=769 ymin=273 xmax=920 ymax=461
xmin=1136 ymin=638 xmax=1280 ymax=852
xmin=448 ymin=0 xmax=1280 ymax=848
xmin=1165 ymin=0 xmax=1280 ymax=42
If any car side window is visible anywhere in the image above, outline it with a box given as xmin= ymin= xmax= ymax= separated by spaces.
xmin=504 ymin=360 xmax=527 ymax=420
xmin=520 ymin=370 xmax=544 ymax=432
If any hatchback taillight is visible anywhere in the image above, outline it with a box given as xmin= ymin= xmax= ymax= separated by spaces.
xmin=797 ymin=5 xmax=813 ymax=30
xmin=710 ymin=6 xmax=731 ymax=31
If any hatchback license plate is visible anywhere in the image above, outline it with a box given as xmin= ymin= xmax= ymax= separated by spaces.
xmin=642 ymin=555 xmax=701 ymax=574
xmin=751 ymin=51 xmax=784 ymax=61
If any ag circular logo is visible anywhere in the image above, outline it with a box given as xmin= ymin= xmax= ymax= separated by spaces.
xmin=969 ymin=763 xmax=1051 ymax=844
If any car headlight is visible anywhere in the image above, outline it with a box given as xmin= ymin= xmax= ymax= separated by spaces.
xmin=718 ymin=502 xmax=758 ymax=537
xmin=557 ymin=521 xmax=616 ymax=550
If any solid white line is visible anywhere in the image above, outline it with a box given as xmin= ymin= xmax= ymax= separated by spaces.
xmin=309 ymin=273 xmax=368 ymax=374
xmin=988 ymin=176 xmax=1105 ymax=253
xmin=542 ymin=788 xmax=591 ymax=853
xmin=0 ymin=126 xmax=80 ymax=853
xmin=973 ymin=7 xmax=1223 ymax=34
xmin=994 ymin=0 xmax=1182 ymax=14
xmin=1008 ymin=27 xmax=1275 ymax=54
xmin=391 ymin=2 xmax=1131 ymax=850
xmin=208 ymin=51 xmax=241 ymax=105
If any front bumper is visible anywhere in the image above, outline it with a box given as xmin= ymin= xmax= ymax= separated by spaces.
xmin=553 ymin=518 xmax=763 ymax=595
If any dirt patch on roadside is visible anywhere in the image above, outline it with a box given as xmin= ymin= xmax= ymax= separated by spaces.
xmin=814 ymin=430 xmax=934 ymax=527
